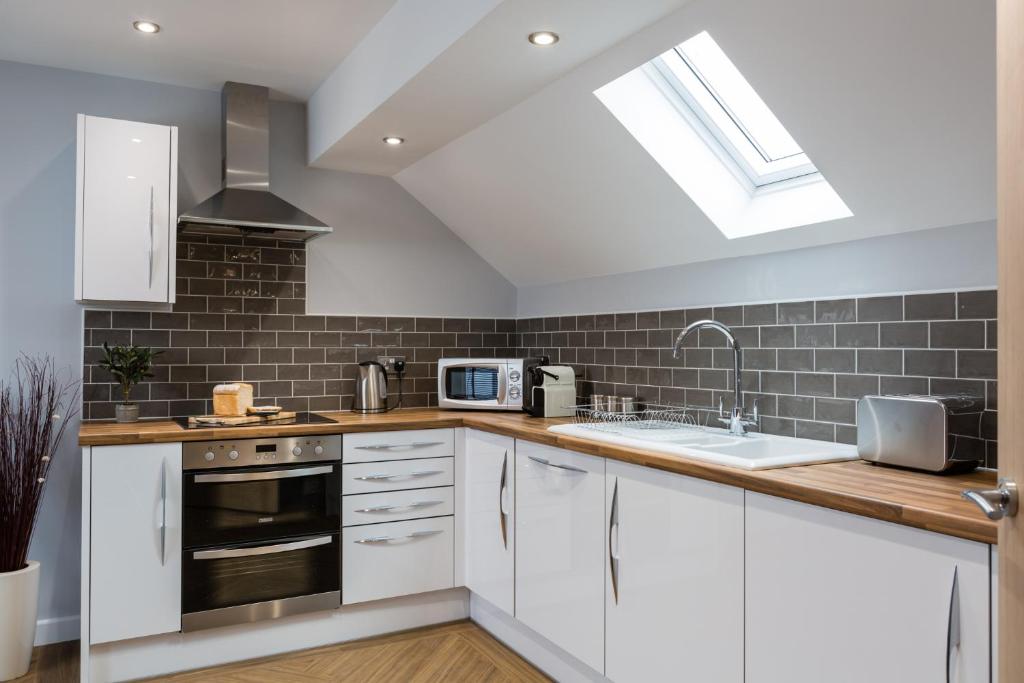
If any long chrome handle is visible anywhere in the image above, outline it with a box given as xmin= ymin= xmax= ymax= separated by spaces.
xmin=148 ymin=184 xmax=154 ymax=288
xmin=962 ymin=478 xmax=1019 ymax=520
xmin=946 ymin=566 xmax=961 ymax=683
xmin=355 ymin=441 xmax=445 ymax=451
xmin=159 ymin=458 xmax=167 ymax=567
xmin=354 ymin=529 xmax=444 ymax=544
xmin=499 ymin=450 xmax=509 ymax=549
xmin=354 ymin=500 xmax=444 ymax=513
xmin=193 ymin=535 xmax=332 ymax=560
xmin=354 ymin=469 xmax=444 ymax=481
xmin=194 ymin=465 xmax=333 ymax=483
xmin=528 ymin=455 xmax=587 ymax=474
xmin=609 ymin=477 xmax=620 ymax=604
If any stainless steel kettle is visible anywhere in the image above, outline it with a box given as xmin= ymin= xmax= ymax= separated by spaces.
xmin=353 ymin=361 xmax=388 ymax=413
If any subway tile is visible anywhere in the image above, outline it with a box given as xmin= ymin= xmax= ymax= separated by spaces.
xmin=777 ymin=395 xmax=815 ymax=419
xmin=857 ymin=349 xmax=902 ymax=375
xmin=836 ymin=425 xmax=858 ymax=445
xmin=795 ymin=324 xmax=834 ymax=348
xmin=987 ymin=321 xmax=997 ymax=349
xmin=278 ymin=364 xmax=310 ymax=380
xmin=277 ymin=298 xmax=305 ymax=316
xmin=243 ymin=365 xmax=277 ymax=381
xmin=112 ymin=311 xmax=151 ymax=329
xmin=190 ymin=278 xmax=225 ymax=296
xmin=712 ymin=306 xmax=743 ymax=326
xmin=795 ymin=420 xmax=836 ymax=441
xmin=777 ymin=301 xmax=814 ymax=324
xmin=171 ymin=330 xmax=207 ymax=347
xmin=85 ymin=310 xmax=112 ymax=328
xmin=242 ymin=331 xmax=277 ymax=348
xmin=189 ymin=313 xmax=227 ymax=330
xmin=293 ymin=316 xmax=326 ymax=331
xmin=761 ymin=371 xmax=795 ymax=395
xmin=815 ymin=397 xmax=856 ymax=424
xmin=905 ymin=292 xmax=956 ymax=320
xmin=815 ymin=299 xmax=856 ymax=323
xmin=595 ymin=314 xmax=616 ymax=330
xmin=836 ymin=374 xmax=879 ymax=399
xmin=931 ymin=378 xmax=987 ymax=400
xmin=795 ymin=373 xmax=835 ymax=397
xmin=225 ymin=314 xmax=260 ymax=331
xmin=957 ymin=290 xmax=996 ymax=319
xmin=760 ymin=416 xmax=795 ymax=437
xmin=260 ymin=347 xmax=292 ymax=364
xmin=311 ymin=332 xmax=342 ymax=347
xmin=761 ymin=326 xmax=795 ymax=348
xmin=905 ymin=350 xmax=956 ymax=377
xmin=659 ymin=310 xmax=685 ymax=329
xmin=778 ymin=349 xmax=814 ymax=371
xmin=224 ymin=348 xmax=260 ymax=364
xmin=744 ymin=349 xmax=777 ymax=370
xmin=835 ymin=323 xmax=879 ymax=348
xmin=930 ymin=321 xmax=985 ymax=349
xmin=327 ymin=316 xmax=358 ymax=331
xmin=881 ymin=375 xmax=928 ymax=395
xmin=743 ymin=304 xmax=777 ymax=325
xmin=615 ymin=312 xmax=637 ymax=330
xmin=856 ymin=296 xmax=903 ymax=322
xmin=243 ymin=297 xmax=277 ymax=315
xmin=958 ymin=350 xmax=997 ymax=379
xmin=879 ymin=322 xmax=928 ymax=348
xmin=815 ymin=349 xmax=855 ymax=373
xmin=152 ymin=312 xmax=190 ymax=330
xmin=636 ymin=311 xmax=661 ymax=329
xmin=189 ymin=347 xmax=224 ymax=365
xmin=226 ymin=281 xmax=261 ymax=297
xmin=358 ymin=316 xmax=387 ymax=332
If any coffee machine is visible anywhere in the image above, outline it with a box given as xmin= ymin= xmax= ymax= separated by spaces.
xmin=523 ymin=360 xmax=576 ymax=418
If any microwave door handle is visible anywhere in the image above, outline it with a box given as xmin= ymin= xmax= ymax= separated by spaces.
xmin=498 ymin=365 xmax=508 ymax=404
xmin=193 ymin=465 xmax=334 ymax=483
xmin=192 ymin=535 xmax=333 ymax=560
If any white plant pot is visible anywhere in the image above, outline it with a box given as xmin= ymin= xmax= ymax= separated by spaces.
xmin=0 ymin=561 xmax=39 ymax=681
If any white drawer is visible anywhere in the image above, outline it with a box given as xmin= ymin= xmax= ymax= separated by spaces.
xmin=343 ymin=429 xmax=455 ymax=463
xmin=342 ymin=516 xmax=455 ymax=605
xmin=342 ymin=486 xmax=455 ymax=527
xmin=342 ymin=457 xmax=454 ymax=495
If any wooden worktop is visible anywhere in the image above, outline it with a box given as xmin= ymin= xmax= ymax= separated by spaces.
xmin=79 ymin=409 xmax=998 ymax=544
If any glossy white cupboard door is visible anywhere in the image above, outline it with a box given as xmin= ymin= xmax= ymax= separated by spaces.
xmin=77 ymin=115 xmax=175 ymax=302
xmin=90 ymin=443 xmax=182 ymax=644
xmin=464 ymin=429 xmax=515 ymax=614
xmin=746 ymin=492 xmax=990 ymax=683
xmin=515 ymin=441 xmax=605 ymax=673
xmin=605 ymin=460 xmax=744 ymax=683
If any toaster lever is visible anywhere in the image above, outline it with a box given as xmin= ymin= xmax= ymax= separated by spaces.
xmin=962 ymin=478 xmax=1019 ymax=520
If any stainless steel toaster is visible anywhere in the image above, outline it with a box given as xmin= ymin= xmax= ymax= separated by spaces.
xmin=857 ymin=394 xmax=985 ymax=472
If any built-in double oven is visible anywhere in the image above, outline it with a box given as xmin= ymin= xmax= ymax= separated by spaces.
xmin=181 ymin=435 xmax=342 ymax=632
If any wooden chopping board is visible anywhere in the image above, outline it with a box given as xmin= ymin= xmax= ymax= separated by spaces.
xmin=188 ymin=411 xmax=297 ymax=426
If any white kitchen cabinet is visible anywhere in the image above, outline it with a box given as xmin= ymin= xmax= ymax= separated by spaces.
xmin=343 ymin=428 xmax=455 ymax=463
xmin=605 ymin=460 xmax=744 ymax=683
xmin=75 ymin=114 xmax=177 ymax=303
xmin=464 ymin=429 xmax=515 ymax=615
xmin=515 ymin=441 xmax=605 ymax=673
xmin=746 ymin=492 xmax=990 ymax=683
xmin=89 ymin=443 xmax=182 ymax=644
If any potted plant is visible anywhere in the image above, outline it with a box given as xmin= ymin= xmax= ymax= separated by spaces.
xmin=98 ymin=342 xmax=160 ymax=423
xmin=0 ymin=356 xmax=78 ymax=680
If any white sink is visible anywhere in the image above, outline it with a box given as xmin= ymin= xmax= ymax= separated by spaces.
xmin=548 ymin=423 xmax=858 ymax=470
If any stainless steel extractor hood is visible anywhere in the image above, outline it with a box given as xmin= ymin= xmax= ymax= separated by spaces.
xmin=178 ymin=82 xmax=331 ymax=241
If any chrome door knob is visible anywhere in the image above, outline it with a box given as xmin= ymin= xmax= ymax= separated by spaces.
xmin=962 ymin=478 xmax=1018 ymax=520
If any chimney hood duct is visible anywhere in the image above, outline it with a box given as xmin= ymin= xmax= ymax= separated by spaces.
xmin=178 ymin=82 xmax=331 ymax=241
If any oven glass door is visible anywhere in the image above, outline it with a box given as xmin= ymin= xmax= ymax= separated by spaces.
xmin=444 ymin=364 xmax=505 ymax=403
xmin=182 ymin=534 xmax=340 ymax=615
xmin=184 ymin=462 xmax=340 ymax=548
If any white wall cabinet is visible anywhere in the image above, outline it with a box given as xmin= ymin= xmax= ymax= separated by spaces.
xmin=515 ymin=441 xmax=605 ymax=673
xmin=75 ymin=114 xmax=177 ymax=303
xmin=604 ymin=460 xmax=744 ymax=683
xmin=464 ymin=429 xmax=515 ymax=615
xmin=88 ymin=443 xmax=182 ymax=644
xmin=746 ymin=492 xmax=990 ymax=683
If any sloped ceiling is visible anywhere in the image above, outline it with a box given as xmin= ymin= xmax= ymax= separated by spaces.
xmin=395 ymin=0 xmax=995 ymax=287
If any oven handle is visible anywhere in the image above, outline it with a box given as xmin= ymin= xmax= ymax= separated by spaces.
xmin=192 ymin=535 xmax=333 ymax=560
xmin=193 ymin=465 xmax=334 ymax=483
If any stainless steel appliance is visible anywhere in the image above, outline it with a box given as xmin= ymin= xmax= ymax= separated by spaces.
xmin=523 ymin=364 xmax=576 ymax=418
xmin=857 ymin=394 xmax=984 ymax=472
xmin=181 ymin=435 xmax=342 ymax=631
xmin=437 ymin=357 xmax=542 ymax=410
xmin=353 ymin=360 xmax=388 ymax=413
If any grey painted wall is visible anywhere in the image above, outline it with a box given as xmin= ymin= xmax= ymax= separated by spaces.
xmin=516 ymin=221 xmax=997 ymax=317
xmin=0 ymin=59 xmax=512 ymax=642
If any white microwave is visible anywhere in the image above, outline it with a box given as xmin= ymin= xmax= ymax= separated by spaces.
xmin=437 ymin=358 xmax=528 ymax=411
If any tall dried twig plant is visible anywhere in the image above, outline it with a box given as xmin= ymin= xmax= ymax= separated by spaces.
xmin=0 ymin=356 xmax=79 ymax=573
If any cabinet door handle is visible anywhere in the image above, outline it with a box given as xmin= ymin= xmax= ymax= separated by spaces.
xmin=148 ymin=184 xmax=155 ymax=288
xmin=528 ymin=455 xmax=587 ymax=474
xmin=159 ymin=457 xmax=167 ymax=567
xmin=354 ymin=529 xmax=444 ymax=544
xmin=193 ymin=535 xmax=332 ymax=560
xmin=354 ymin=500 xmax=444 ymax=513
xmin=354 ymin=470 xmax=444 ymax=481
xmin=946 ymin=566 xmax=960 ymax=683
xmin=355 ymin=441 xmax=445 ymax=451
xmin=609 ymin=477 xmax=620 ymax=604
xmin=194 ymin=465 xmax=333 ymax=483
xmin=499 ymin=450 xmax=509 ymax=549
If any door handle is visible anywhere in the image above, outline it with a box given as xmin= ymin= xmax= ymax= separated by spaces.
xmin=193 ymin=465 xmax=334 ymax=483
xmin=355 ymin=441 xmax=445 ymax=451
xmin=528 ymin=455 xmax=587 ymax=474
xmin=159 ymin=457 xmax=167 ymax=567
xmin=193 ymin=535 xmax=332 ymax=560
xmin=353 ymin=530 xmax=444 ymax=544
xmin=962 ymin=478 xmax=1018 ymax=520
xmin=499 ymin=450 xmax=509 ymax=549
xmin=609 ymin=477 xmax=620 ymax=604
xmin=148 ymin=184 xmax=155 ymax=288
xmin=353 ymin=470 xmax=444 ymax=481
xmin=946 ymin=566 xmax=960 ymax=683
xmin=354 ymin=500 xmax=444 ymax=513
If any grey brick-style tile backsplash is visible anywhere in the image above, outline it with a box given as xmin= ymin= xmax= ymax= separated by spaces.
xmin=82 ymin=235 xmax=998 ymax=466
xmin=515 ymin=290 xmax=999 ymax=467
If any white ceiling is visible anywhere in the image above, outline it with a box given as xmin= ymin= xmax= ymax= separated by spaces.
xmin=0 ymin=0 xmax=395 ymax=100
xmin=396 ymin=0 xmax=996 ymax=286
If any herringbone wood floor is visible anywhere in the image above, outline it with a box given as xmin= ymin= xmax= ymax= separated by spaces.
xmin=14 ymin=621 xmax=550 ymax=682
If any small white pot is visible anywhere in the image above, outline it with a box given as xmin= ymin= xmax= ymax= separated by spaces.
xmin=0 ymin=561 xmax=39 ymax=681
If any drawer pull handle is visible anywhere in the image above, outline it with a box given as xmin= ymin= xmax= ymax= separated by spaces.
xmin=354 ymin=529 xmax=444 ymax=544
xmin=354 ymin=470 xmax=444 ymax=481
xmin=193 ymin=535 xmax=333 ymax=560
xmin=946 ymin=566 xmax=960 ymax=683
xmin=528 ymin=455 xmax=588 ymax=474
xmin=499 ymin=450 xmax=509 ymax=549
xmin=355 ymin=441 xmax=445 ymax=451
xmin=354 ymin=500 xmax=444 ymax=513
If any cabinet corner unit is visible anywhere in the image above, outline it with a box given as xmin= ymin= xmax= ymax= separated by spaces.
xmin=74 ymin=114 xmax=178 ymax=304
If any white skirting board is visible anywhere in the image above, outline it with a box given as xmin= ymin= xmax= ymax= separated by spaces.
xmin=469 ymin=594 xmax=609 ymax=683
xmin=85 ymin=588 xmax=469 ymax=682
xmin=35 ymin=615 xmax=80 ymax=646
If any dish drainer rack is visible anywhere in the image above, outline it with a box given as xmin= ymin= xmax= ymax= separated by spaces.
xmin=569 ymin=402 xmax=717 ymax=434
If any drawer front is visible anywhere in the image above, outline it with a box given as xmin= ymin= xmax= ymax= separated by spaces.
xmin=343 ymin=429 xmax=455 ymax=463
xmin=342 ymin=457 xmax=454 ymax=495
xmin=342 ymin=517 xmax=455 ymax=605
xmin=342 ymin=486 xmax=454 ymax=526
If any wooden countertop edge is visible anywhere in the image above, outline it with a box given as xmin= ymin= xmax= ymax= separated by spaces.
xmin=79 ymin=410 xmax=998 ymax=545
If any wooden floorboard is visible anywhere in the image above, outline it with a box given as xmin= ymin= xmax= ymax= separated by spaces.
xmin=11 ymin=621 xmax=550 ymax=682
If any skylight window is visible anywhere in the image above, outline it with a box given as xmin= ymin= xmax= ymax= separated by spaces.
xmin=595 ymin=30 xmax=852 ymax=238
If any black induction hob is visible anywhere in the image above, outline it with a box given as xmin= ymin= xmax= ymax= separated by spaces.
xmin=173 ymin=412 xmax=339 ymax=430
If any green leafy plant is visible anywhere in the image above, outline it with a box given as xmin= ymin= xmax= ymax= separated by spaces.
xmin=98 ymin=343 xmax=161 ymax=404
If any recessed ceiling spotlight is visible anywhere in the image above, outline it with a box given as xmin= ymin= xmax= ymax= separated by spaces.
xmin=382 ymin=136 xmax=405 ymax=145
xmin=528 ymin=31 xmax=559 ymax=46
xmin=132 ymin=20 xmax=160 ymax=34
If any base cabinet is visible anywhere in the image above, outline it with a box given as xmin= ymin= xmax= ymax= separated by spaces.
xmin=746 ymin=492 xmax=990 ymax=683
xmin=464 ymin=429 xmax=515 ymax=615
xmin=515 ymin=442 xmax=605 ymax=673
xmin=605 ymin=460 xmax=744 ymax=683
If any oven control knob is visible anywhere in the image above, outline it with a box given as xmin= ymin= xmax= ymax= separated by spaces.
xmin=228 ymin=450 xmax=239 ymax=460
xmin=509 ymin=370 xmax=521 ymax=383
xmin=509 ymin=386 xmax=521 ymax=400
xmin=314 ymin=445 xmax=324 ymax=456
xmin=203 ymin=451 xmax=215 ymax=462
xmin=292 ymin=446 xmax=302 ymax=457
